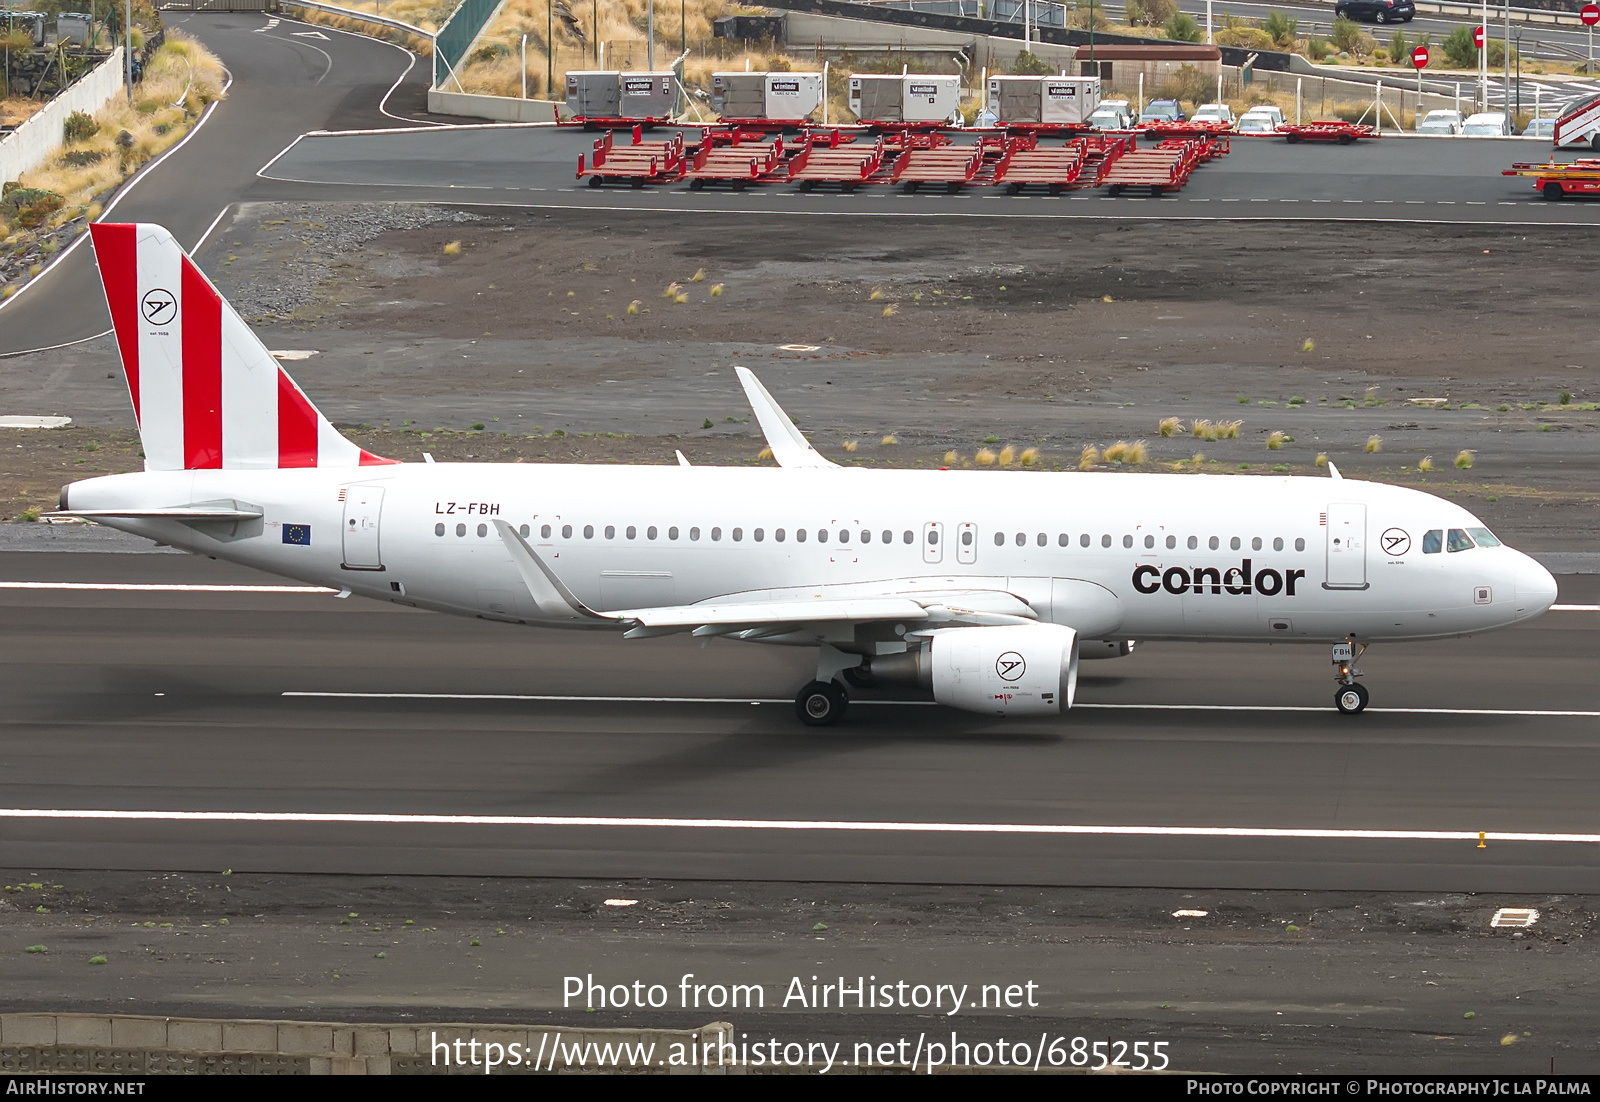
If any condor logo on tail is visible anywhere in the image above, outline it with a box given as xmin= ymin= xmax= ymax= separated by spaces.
xmin=1133 ymin=559 xmax=1307 ymax=597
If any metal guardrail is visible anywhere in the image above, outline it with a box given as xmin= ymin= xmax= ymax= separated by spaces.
xmin=279 ymin=0 xmax=434 ymax=41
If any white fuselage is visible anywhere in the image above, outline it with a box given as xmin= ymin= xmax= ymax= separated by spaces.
xmin=63 ymin=463 xmax=1557 ymax=646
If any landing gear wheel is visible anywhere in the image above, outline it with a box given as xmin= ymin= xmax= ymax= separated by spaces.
xmin=1335 ymin=683 xmax=1370 ymax=715
xmin=795 ymin=680 xmax=849 ymax=726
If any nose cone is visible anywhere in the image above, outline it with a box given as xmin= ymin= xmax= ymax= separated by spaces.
xmin=1513 ymin=552 xmax=1559 ymax=620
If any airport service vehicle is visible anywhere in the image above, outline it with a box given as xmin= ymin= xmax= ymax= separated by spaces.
xmin=1503 ymin=157 xmax=1600 ymax=199
xmin=1138 ymin=99 xmax=1186 ymax=125
xmin=1333 ymin=0 xmax=1414 ymax=21
xmin=1553 ymin=93 xmax=1600 ymax=150
xmin=59 ymin=225 xmax=1559 ymax=725
xmin=1416 ymin=109 xmax=1464 ymax=136
xmin=1190 ymin=103 xmax=1235 ymax=128
xmin=1462 ymin=112 xmax=1511 ymax=137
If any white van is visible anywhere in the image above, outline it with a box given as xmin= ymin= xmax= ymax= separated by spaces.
xmin=1237 ymin=106 xmax=1284 ymax=133
xmin=1461 ymin=112 xmax=1511 ymax=137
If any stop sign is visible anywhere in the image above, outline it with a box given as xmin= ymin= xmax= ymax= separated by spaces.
xmin=1473 ymin=24 xmax=1485 ymax=48
xmin=1583 ymin=3 xmax=1600 ymax=25
xmin=1411 ymin=44 xmax=1430 ymax=69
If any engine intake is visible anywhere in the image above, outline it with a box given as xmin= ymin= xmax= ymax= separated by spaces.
xmin=928 ymin=623 xmax=1079 ymax=717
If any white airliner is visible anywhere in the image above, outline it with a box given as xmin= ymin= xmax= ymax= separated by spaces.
xmin=54 ymin=223 xmax=1558 ymax=724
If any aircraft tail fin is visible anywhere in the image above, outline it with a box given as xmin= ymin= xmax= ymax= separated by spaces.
xmin=89 ymin=222 xmax=394 ymax=472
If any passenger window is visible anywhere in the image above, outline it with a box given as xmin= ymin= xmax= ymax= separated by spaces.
xmin=712 ymin=527 xmax=722 ymax=541
xmin=797 ymin=529 xmax=807 ymax=543
xmin=584 ymin=525 xmax=594 ymax=539
xmin=1081 ymin=534 xmax=1091 ymax=548
xmin=838 ymin=530 xmax=848 ymax=543
xmin=1037 ymin=533 xmax=1046 ymax=547
xmin=456 ymin=523 xmax=466 ymax=537
xmin=1252 ymin=537 xmax=1262 ymax=551
xmin=1188 ymin=536 xmax=1198 ymax=550
xmin=732 ymin=528 xmax=742 ymax=542
xmin=690 ymin=527 xmax=700 ymax=541
xmin=861 ymin=530 xmax=871 ymax=544
xmin=776 ymin=528 xmax=786 ymax=542
xmin=1294 ymin=538 xmax=1305 ymax=551
xmin=1447 ymin=528 xmax=1474 ymax=552
xmin=605 ymin=525 xmax=615 ymax=539
xmin=1059 ymin=534 xmax=1069 ymax=547
xmin=625 ymin=526 xmax=636 ymax=540
xmin=477 ymin=524 xmax=487 ymax=537
xmin=1016 ymin=532 xmax=1025 ymax=547
xmin=818 ymin=529 xmax=829 ymax=544
xmin=668 ymin=526 xmax=679 ymax=540
xmin=1101 ymin=534 xmax=1111 ymax=548
xmin=926 ymin=530 xmax=937 ymax=545
xmin=542 ymin=524 xmax=553 ymax=539
xmin=519 ymin=525 xmax=530 ymax=538
xmin=1467 ymin=527 xmax=1501 ymax=548
xmin=1230 ymin=537 xmax=1241 ymax=551
xmin=994 ymin=532 xmax=1005 ymax=547
xmin=882 ymin=530 xmax=892 ymax=544
xmin=1144 ymin=535 xmax=1155 ymax=549
xmin=1122 ymin=535 xmax=1133 ymax=549
xmin=435 ymin=523 xmax=445 ymax=537
xmin=1166 ymin=535 xmax=1176 ymax=550
xmin=1273 ymin=537 xmax=1283 ymax=551
xmin=647 ymin=526 xmax=657 ymax=540
xmin=1422 ymin=529 xmax=1443 ymax=554
xmin=1209 ymin=536 xmax=1219 ymax=550
xmin=562 ymin=524 xmax=573 ymax=539
xmin=903 ymin=530 xmax=914 ymax=544
xmin=754 ymin=528 xmax=764 ymax=542
xmin=962 ymin=530 xmax=974 ymax=547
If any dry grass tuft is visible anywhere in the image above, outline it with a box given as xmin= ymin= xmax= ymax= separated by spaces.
xmin=1417 ymin=455 xmax=1434 ymax=472
xmin=626 ymin=300 xmax=640 ymax=315
xmin=881 ymin=304 xmax=898 ymax=318
xmin=443 ymin=240 xmax=462 ymax=255
xmin=1127 ymin=440 xmax=1149 ymax=464
xmin=1315 ymin=452 xmax=1328 ymax=467
xmin=1217 ymin=420 xmax=1242 ymax=440
xmin=1019 ymin=447 xmax=1039 ymax=466
xmin=663 ymin=281 xmax=683 ymax=298
xmin=943 ymin=450 xmax=959 ymax=466
xmin=689 ymin=268 xmax=706 ymax=282
xmin=1079 ymin=444 xmax=1100 ymax=470
xmin=1158 ymin=416 xmax=1183 ymax=438
xmin=1366 ymin=435 xmax=1382 ymax=454
xmin=975 ymin=448 xmax=997 ymax=466
xmin=1190 ymin=418 xmax=1216 ymax=441
xmin=757 ymin=446 xmax=773 ymax=460
xmin=1191 ymin=452 xmax=1205 ymax=469
xmin=842 ymin=440 xmax=858 ymax=453
xmin=997 ymin=445 xmax=1016 ymax=467
xmin=880 ymin=434 xmax=897 ymax=446
xmin=709 ymin=283 xmax=724 ymax=297
xmin=673 ymin=292 xmax=689 ymax=304
xmin=869 ymin=287 xmax=884 ymax=301
xmin=1454 ymin=450 xmax=1474 ymax=469
xmin=1301 ymin=338 xmax=1315 ymax=353
xmin=1266 ymin=430 xmax=1286 ymax=451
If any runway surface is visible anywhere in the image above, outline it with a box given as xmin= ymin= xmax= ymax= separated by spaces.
xmin=1 ymin=548 xmax=1596 ymax=891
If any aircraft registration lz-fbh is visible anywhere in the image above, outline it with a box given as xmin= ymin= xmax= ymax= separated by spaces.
xmin=56 ymin=224 xmax=1559 ymax=724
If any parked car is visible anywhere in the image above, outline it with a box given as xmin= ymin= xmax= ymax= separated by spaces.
xmin=1087 ymin=104 xmax=1134 ymax=130
xmin=1138 ymin=99 xmax=1186 ymax=124
xmin=1237 ymin=106 xmax=1284 ymax=134
xmin=1416 ymin=109 xmax=1464 ymax=136
xmin=1332 ymin=0 xmax=1415 ymax=22
xmin=1461 ymin=111 xmax=1511 ymax=136
xmin=1190 ymin=103 xmax=1235 ymax=128
xmin=1523 ymin=116 xmax=1557 ymax=139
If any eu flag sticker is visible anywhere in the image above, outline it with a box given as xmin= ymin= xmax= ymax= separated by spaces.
xmin=283 ymin=524 xmax=311 ymax=546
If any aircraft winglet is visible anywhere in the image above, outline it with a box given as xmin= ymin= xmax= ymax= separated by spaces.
xmin=733 ymin=366 xmax=838 ymax=469
xmin=493 ymin=520 xmax=614 ymax=622
xmin=1327 ymin=461 xmax=1342 ymax=480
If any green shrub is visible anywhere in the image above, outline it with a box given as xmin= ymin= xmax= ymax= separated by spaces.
xmin=1164 ymin=11 xmax=1202 ymax=42
xmin=1263 ymin=10 xmax=1298 ymax=49
xmin=1010 ymin=50 xmax=1053 ymax=76
xmin=63 ymin=110 xmax=99 ymax=144
xmin=1216 ymin=26 xmax=1275 ymax=50
xmin=1330 ymin=17 xmax=1364 ymax=54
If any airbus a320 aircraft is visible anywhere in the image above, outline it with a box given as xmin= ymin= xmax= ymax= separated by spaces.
xmin=54 ymin=224 xmax=1558 ymax=725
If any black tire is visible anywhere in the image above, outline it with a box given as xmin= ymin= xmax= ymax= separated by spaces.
xmin=689 ymin=178 xmax=704 ymax=190
xmin=1339 ymin=133 xmax=1356 ymax=145
xmin=1047 ymin=183 xmax=1063 ymax=196
xmin=1108 ymin=184 xmax=1123 ymax=196
xmin=1006 ymin=182 xmax=1022 ymax=195
xmin=842 ymin=182 xmax=857 ymax=193
xmin=795 ymin=680 xmax=849 ymax=726
xmin=1375 ymin=10 xmax=1389 ymax=23
xmin=1151 ymin=185 xmax=1164 ymax=196
xmin=798 ymin=180 xmax=815 ymax=192
xmin=586 ymin=176 xmax=602 ymax=188
xmin=1544 ymin=182 xmax=1565 ymax=200
xmin=732 ymin=179 xmax=746 ymax=191
xmin=904 ymin=181 xmax=920 ymax=193
xmin=1334 ymin=683 xmax=1370 ymax=715
xmin=1591 ymin=134 xmax=1600 ymax=151
xmin=946 ymin=181 xmax=962 ymax=193
xmin=1286 ymin=132 xmax=1301 ymax=143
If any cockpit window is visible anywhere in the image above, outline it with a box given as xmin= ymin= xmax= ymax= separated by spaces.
xmin=1447 ymin=528 xmax=1475 ymax=553
xmin=1467 ymin=527 xmax=1501 ymax=548
xmin=1422 ymin=530 xmax=1443 ymax=554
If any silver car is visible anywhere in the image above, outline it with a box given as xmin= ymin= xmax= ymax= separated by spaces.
xmin=1416 ymin=109 xmax=1463 ymax=136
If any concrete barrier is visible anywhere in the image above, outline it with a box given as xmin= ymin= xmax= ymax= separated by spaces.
xmin=426 ymin=88 xmax=559 ymax=122
xmin=0 ymin=1012 xmax=734 ymax=1075
xmin=0 ymin=48 xmax=126 ymax=186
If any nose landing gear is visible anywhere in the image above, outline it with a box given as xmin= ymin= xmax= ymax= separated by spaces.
xmin=1332 ymin=639 xmax=1369 ymax=714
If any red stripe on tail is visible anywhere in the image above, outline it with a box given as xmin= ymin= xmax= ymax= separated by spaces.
xmin=90 ymin=224 xmax=142 ymax=425
xmin=180 ymin=256 xmax=222 ymax=469
xmin=277 ymin=370 xmax=319 ymax=468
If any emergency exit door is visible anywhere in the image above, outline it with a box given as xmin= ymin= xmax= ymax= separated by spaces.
xmin=341 ymin=485 xmax=385 ymax=571
xmin=1324 ymin=502 xmax=1367 ymax=589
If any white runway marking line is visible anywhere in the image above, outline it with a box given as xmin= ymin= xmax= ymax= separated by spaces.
xmin=0 ymin=807 xmax=1594 ymax=845
xmin=0 ymin=582 xmax=334 ymax=594
xmin=281 ymin=691 xmax=1600 ymax=718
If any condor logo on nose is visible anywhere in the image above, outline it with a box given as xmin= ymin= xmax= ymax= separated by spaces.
xmin=1132 ymin=558 xmax=1306 ymax=597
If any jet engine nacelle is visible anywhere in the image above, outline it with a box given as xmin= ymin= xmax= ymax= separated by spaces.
xmin=929 ymin=623 xmax=1079 ymax=717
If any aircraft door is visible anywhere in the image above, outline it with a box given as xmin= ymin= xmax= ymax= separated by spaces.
xmin=1325 ymin=503 xmax=1367 ymax=589
xmin=922 ymin=521 xmax=944 ymax=565
xmin=341 ymin=484 xmax=385 ymax=571
xmin=956 ymin=522 xmax=977 ymax=564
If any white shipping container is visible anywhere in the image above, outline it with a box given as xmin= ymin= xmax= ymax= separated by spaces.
xmin=850 ymin=74 xmax=961 ymax=124
xmin=711 ymin=72 xmax=822 ymax=121
xmin=1041 ymin=76 xmax=1099 ymax=124
xmin=763 ymin=73 xmax=823 ymax=120
xmin=566 ymin=71 xmax=620 ymax=118
xmin=618 ymin=71 xmax=677 ymax=120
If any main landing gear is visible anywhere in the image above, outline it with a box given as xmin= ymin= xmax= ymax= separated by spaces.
xmin=1332 ymin=639 xmax=1369 ymax=715
xmin=794 ymin=644 xmax=858 ymax=727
